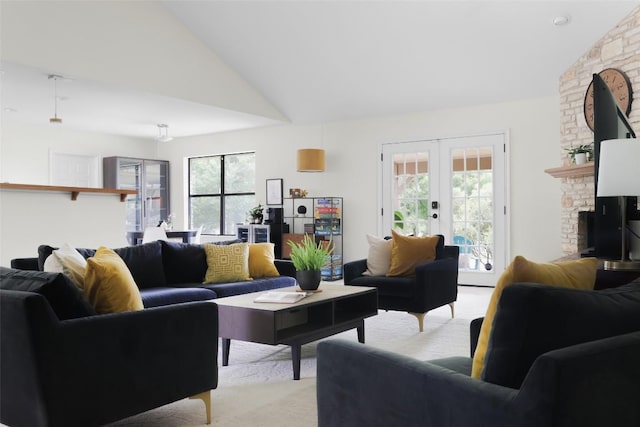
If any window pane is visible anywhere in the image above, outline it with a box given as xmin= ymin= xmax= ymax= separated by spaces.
xmin=190 ymin=157 xmax=221 ymax=195
xmin=225 ymin=153 xmax=255 ymax=193
xmin=224 ymin=195 xmax=255 ymax=235
xmin=190 ymin=196 xmax=220 ymax=234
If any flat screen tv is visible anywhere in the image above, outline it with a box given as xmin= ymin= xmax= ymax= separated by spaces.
xmin=592 ymin=73 xmax=637 ymax=259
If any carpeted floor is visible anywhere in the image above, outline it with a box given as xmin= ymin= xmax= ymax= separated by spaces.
xmin=107 ymin=285 xmax=492 ymax=426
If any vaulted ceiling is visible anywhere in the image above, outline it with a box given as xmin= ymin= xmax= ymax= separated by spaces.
xmin=1 ymin=1 xmax=637 ymax=140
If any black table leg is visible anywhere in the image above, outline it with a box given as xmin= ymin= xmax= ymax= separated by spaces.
xmin=357 ymin=320 xmax=365 ymax=343
xmin=291 ymin=344 xmax=301 ymax=380
xmin=222 ymin=338 xmax=230 ymax=366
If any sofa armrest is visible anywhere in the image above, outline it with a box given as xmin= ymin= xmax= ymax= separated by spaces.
xmin=275 ymin=259 xmax=296 ymax=278
xmin=343 ymin=259 xmax=368 ymax=284
xmin=10 ymin=257 xmax=39 ymax=271
xmin=317 ymin=340 xmax=524 ymax=427
xmin=412 ymin=256 xmax=459 ymax=311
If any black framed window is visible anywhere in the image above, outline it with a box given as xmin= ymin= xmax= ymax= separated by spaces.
xmin=188 ymin=152 xmax=256 ymax=235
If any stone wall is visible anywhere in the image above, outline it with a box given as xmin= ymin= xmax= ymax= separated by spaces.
xmin=558 ymin=6 xmax=640 ymax=255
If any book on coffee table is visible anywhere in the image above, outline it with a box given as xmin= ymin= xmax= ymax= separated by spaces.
xmin=254 ymin=291 xmax=310 ymax=304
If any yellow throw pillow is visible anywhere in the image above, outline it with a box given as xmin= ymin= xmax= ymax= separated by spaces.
xmin=471 ymin=255 xmax=598 ymax=379
xmin=83 ymin=247 xmax=144 ymax=314
xmin=386 ymin=230 xmax=439 ymax=277
xmin=203 ymin=243 xmax=251 ymax=284
xmin=248 ymin=243 xmax=280 ymax=278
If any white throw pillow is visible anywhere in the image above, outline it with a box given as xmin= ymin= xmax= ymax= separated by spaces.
xmin=362 ymin=234 xmax=393 ymax=276
xmin=44 ymin=243 xmax=87 ymax=289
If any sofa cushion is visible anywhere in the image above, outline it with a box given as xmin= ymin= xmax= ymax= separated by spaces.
xmin=387 ymin=231 xmax=441 ymax=277
xmin=482 ymin=281 xmax=640 ymax=389
xmin=350 ymin=275 xmax=415 ymax=298
xmin=139 ymin=287 xmax=218 ymax=308
xmin=160 ymin=240 xmax=208 ymax=285
xmin=248 ymin=243 xmax=280 ymax=278
xmin=0 ymin=267 xmax=96 ymax=320
xmin=471 ymin=255 xmax=598 ymax=379
xmin=203 ymin=243 xmax=251 ymax=284
xmin=84 ymin=247 xmax=144 ymax=314
xmin=204 ymin=276 xmax=295 ymax=298
xmin=113 ymin=241 xmax=166 ymax=289
xmin=362 ymin=234 xmax=393 ymax=276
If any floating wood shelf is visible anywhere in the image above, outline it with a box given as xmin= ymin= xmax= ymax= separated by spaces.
xmin=544 ymin=162 xmax=595 ymax=178
xmin=0 ymin=183 xmax=137 ymax=201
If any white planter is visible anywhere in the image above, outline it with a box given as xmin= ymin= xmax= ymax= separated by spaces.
xmin=574 ymin=153 xmax=587 ymax=165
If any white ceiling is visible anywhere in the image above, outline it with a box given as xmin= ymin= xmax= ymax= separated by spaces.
xmin=1 ymin=1 xmax=638 ymax=141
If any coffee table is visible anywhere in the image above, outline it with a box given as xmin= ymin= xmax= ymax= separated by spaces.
xmin=215 ymin=284 xmax=378 ymax=380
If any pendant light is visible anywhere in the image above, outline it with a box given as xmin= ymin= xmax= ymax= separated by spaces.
xmin=156 ymin=124 xmax=173 ymax=142
xmin=48 ymin=74 xmax=62 ymax=124
xmin=297 ymin=149 xmax=325 ymax=172
xmin=297 ymin=124 xmax=326 ymax=172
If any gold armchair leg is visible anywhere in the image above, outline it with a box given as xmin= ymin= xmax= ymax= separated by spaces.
xmin=449 ymin=302 xmax=455 ymax=318
xmin=409 ymin=312 xmax=426 ymax=332
xmin=189 ymin=390 xmax=212 ymax=424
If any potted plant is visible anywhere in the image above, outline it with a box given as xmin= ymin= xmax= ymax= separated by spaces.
xmin=247 ymin=204 xmax=264 ymax=224
xmin=565 ymin=144 xmax=593 ymax=165
xmin=287 ymin=234 xmax=333 ymax=290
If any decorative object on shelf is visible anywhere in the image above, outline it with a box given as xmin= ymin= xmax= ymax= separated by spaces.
xmin=156 ymin=124 xmax=173 ymax=142
xmin=564 ymin=143 xmax=593 ymax=165
xmin=289 ymin=188 xmax=308 ymax=198
xmin=165 ymin=212 xmax=175 ymax=231
xmin=266 ymin=178 xmax=283 ymax=205
xmin=247 ymin=204 xmax=264 ymax=224
xmin=48 ymin=74 xmax=63 ymax=124
xmin=297 ymin=149 xmax=325 ymax=172
xmin=288 ymin=234 xmax=333 ymax=290
xmin=596 ymin=139 xmax=640 ymax=271
xmin=584 ymin=68 xmax=633 ymax=132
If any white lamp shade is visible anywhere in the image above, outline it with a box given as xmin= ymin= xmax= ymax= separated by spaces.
xmin=597 ymin=139 xmax=640 ymax=197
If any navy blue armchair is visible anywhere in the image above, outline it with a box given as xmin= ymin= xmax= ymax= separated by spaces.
xmin=317 ymin=280 xmax=640 ymax=427
xmin=344 ymin=235 xmax=459 ymax=331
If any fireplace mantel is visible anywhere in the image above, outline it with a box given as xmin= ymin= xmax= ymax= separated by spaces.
xmin=544 ymin=162 xmax=594 ymax=179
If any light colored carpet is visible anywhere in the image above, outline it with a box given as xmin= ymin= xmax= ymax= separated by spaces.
xmin=107 ymin=285 xmax=492 ymax=427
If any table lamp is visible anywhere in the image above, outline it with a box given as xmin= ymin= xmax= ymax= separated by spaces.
xmin=596 ymin=138 xmax=640 ymax=270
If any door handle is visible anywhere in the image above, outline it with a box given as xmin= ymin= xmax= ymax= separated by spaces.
xmin=432 ymin=213 xmax=438 ymax=219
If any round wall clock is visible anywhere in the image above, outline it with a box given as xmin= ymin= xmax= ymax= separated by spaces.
xmin=583 ymin=68 xmax=633 ymax=131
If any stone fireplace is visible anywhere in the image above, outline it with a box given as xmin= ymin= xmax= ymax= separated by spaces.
xmin=556 ymin=7 xmax=640 ymax=256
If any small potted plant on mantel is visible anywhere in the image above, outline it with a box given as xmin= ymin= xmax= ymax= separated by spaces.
xmin=565 ymin=143 xmax=594 ymax=165
xmin=287 ymin=234 xmax=333 ymax=291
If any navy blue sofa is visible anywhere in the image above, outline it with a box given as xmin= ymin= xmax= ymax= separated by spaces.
xmin=11 ymin=239 xmax=297 ymax=307
xmin=317 ymin=276 xmax=640 ymax=427
xmin=0 ymin=267 xmax=219 ymax=427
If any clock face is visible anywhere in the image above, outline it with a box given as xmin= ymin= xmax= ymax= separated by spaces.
xmin=584 ymin=68 xmax=633 ymax=131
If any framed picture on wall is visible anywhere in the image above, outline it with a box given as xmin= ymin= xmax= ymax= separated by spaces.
xmin=266 ymin=178 xmax=283 ymax=205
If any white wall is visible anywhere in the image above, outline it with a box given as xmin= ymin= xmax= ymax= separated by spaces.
xmin=0 ymin=123 xmax=158 ymax=265
xmin=0 ymin=96 xmax=562 ymax=268
xmin=158 ymin=95 xmax=563 ymax=265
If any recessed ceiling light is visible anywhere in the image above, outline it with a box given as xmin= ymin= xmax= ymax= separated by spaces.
xmin=553 ymin=15 xmax=570 ymax=26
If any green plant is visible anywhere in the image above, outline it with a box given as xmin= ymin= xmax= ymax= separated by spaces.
xmin=247 ymin=204 xmax=264 ymax=218
xmin=564 ymin=144 xmax=593 ymax=162
xmin=287 ymin=234 xmax=332 ymax=271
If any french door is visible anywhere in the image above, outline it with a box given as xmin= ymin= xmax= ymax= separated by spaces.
xmin=380 ymin=133 xmax=508 ymax=286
